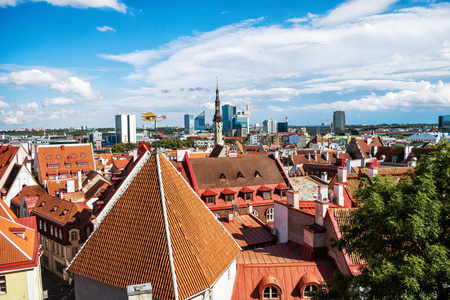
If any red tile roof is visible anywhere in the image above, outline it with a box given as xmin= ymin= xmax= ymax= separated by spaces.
xmin=232 ymin=243 xmax=335 ymax=300
xmin=36 ymin=143 xmax=95 ymax=184
xmin=0 ymin=145 xmax=20 ymax=182
xmin=202 ymin=189 xmax=217 ymax=196
xmin=68 ymin=153 xmax=240 ymax=300
xmin=0 ymin=198 xmax=40 ymax=272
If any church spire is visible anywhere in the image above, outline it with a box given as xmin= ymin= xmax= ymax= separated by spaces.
xmin=213 ymin=77 xmax=223 ymax=145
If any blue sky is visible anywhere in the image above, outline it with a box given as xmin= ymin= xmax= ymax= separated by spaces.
xmin=1 ymin=0 xmax=450 ymax=129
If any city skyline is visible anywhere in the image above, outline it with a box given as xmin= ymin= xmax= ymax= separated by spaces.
xmin=1 ymin=0 xmax=450 ymax=129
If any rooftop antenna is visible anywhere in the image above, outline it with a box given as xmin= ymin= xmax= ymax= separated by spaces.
xmin=216 ymin=76 xmax=218 ymax=90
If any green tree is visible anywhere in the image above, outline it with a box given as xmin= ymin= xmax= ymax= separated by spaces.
xmin=315 ymin=142 xmax=450 ymax=300
xmin=112 ymin=142 xmax=138 ymax=153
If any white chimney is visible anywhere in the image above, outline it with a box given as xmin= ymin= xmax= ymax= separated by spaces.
xmin=325 ymin=152 xmax=329 ymax=163
xmin=247 ymin=204 xmax=253 ymax=215
xmin=287 ymin=190 xmax=300 ymax=209
xmin=373 ymin=145 xmax=378 ymax=156
xmin=334 ymin=183 xmax=344 ymax=206
xmin=133 ymin=149 xmax=138 ymax=162
xmin=315 ymin=200 xmax=329 ymax=226
xmin=77 ymin=170 xmax=82 ymax=190
xmin=321 ymin=172 xmax=328 ymax=182
xmin=337 ymin=167 xmax=347 ymax=183
xmin=404 ymin=146 xmax=413 ymax=161
xmin=368 ymin=166 xmax=378 ymax=178
xmin=317 ymin=185 xmax=328 ymax=201
xmin=228 ymin=213 xmax=234 ymax=222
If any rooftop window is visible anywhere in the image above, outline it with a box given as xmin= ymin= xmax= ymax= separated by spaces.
xmin=262 ymin=286 xmax=279 ymax=299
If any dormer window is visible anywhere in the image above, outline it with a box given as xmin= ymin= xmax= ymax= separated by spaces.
xmin=237 ymin=172 xmax=244 ymax=178
xmin=220 ymin=173 xmax=227 ymax=180
xmin=50 ymin=206 xmax=58 ymax=212
xmin=72 ymin=153 xmax=77 ymax=158
xmin=245 ymin=193 xmax=253 ymax=201
xmin=303 ymin=285 xmax=318 ymax=298
xmin=226 ymin=194 xmax=234 ymax=202
xmin=56 ymin=154 xmax=62 ymax=159
xmin=70 ymin=230 xmax=79 ymax=241
xmin=255 ymin=171 xmax=261 ymax=178
xmin=263 ymin=286 xmax=279 ymax=299
xmin=81 ymin=153 xmax=86 ymax=157
xmin=46 ymin=155 xmax=52 ymax=159
xmin=206 ymin=196 xmax=215 ymax=204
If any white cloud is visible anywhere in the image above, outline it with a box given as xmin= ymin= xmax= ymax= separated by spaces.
xmin=0 ymin=69 xmax=58 ymax=85
xmin=267 ymin=105 xmax=284 ymax=112
xmin=47 ymin=109 xmax=77 ymax=120
xmin=50 ymin=77 xmax=102 ymax=100
xmin=0 ymin=0 xmax=127 ymax=13
xmin=43 ymin=97 xmax=76 ymax=106
xmin=97 ymin=25 xmax=116 ymax=32
xmin=99 ymin=3 xmax=450 ymax=118
xmin=316 ymin=0 xmax=399 ymax=26
xmin=302 ymin=81 xmax=450 ymax=111
xmin=0 ymin=101 xmax=44 ymax=125
xmin=0 ymin=96 xmax=10 ymax=108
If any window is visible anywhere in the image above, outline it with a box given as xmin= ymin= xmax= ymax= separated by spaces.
xmin=42 ymin=256 xmax=49 ymax=268
xmin=49 ymin=174 xmax=56 ymax=179
xmin=252 ymin=210 xmax=259 ymax=217
xmin=66 ymin=163 xmax=71 ymax=167
xmin=206 ymin=196 xmax=215 ymax=204
xmin=263 ymin=191 xmax=271 ymax=199
xmin=48 ymin=164 xmax=59 ymax=168
xmin=0 ymin=276 xmax=6 ymax=295
xmin=46 ymin=155 xmax=52 ymax=159
xmin=44 ymin=222 xmax=47 ymax=232
xmin=81 ymin=153 xmax=86 ymax=157
xmin=56 ymin=154 xmax=62 ymax=159
xmin=233 ymin=211 xmax=239 ymax=217
xmin=266 ymin=208 xmax=274 ymax=221
xmin=281 ymin=190 xmax=287 ymax=197
xmin=56 ymin=244 xmax=60 ymax=255
xmin=214 ymin=214 xmax=221 ymax=219
xmin=226 ymin=194 xmax=234 ymax=202
xmin=39 ymin=220 xmax=42 ymax=230
xmin=86 ymin=226 xmax=91 ymax=238
xmin=60 ymin=173 xmax=67 ymax=178
xmin=72 ymin=153 xmax=77 ymax=158
xmin=59 ymin=229 xmax=62 ymax=239
xmin=70 ymin=230 xmax=78 ymax=241
xmin=72 ymin=247 xmax=78 ymax=259
xmin=237 ymin=172 xmax=244 ymax=178
xmin=303 ymin=285 xmax=318 ymax=298
xmin=262 ymin=286 xmax=279 ymax=299
xmin=73 ymin=172 xmax=77 ymax=178
xmin=245 ymin=193 xmax=252 ymax=201
xmin=50 ymin=225 xmax=53 ymax=235
xmin=55 ymin=261 xmax=64 ymax=275
xmin=52 ymin=242 xmax=55 ymax=253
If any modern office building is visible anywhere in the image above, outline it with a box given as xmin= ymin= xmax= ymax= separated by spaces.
xmin=277 ymin=118 xmax=289 ymax=133
xmin=194 ymin=111 xmax=206 ymax=131
xmin=333 ymin=111 xmax=345 ymax=132
xmin=222 ymin=104 xmax=236 ymax=133
xmin=184 ymin=114 xmax=195 ymax=135
xmin=439 ymin=115 xmax=450 ymax=132
xmin=263 ymin=119 xmax=278 ymax=134
xmin=115 ymin=114 xmax=136 ymax=143
xmin=233 ymin=112 xmax=250 ymax=137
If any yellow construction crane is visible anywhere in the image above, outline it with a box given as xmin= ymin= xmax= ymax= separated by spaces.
xmin=141 ymin=112 xmax=167 ymax=135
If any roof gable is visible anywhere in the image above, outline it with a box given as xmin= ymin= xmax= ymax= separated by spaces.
xmin=69 ymin=153 xmax=240 ymax=300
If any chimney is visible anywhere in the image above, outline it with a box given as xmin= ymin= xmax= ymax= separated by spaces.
xmin=247 ymin=204 xmax=253 ymax=215
xmin=321 ymin=172 xmax=328 ymax=182
xmin=44 ymin=180 xmax=47 ymax=189
xmin=334 ymin=183 xmax=344 ymax=206
xmin=269 ymin=150 xmax=279 ymax=159
xmin=381 ymin=154 xmax=386 ymax=161
xmin=315 ymin=200 xmax=329 ymax=226
xmin=307 ymin=153 xmax=311 ymax=161
xmin=373 ymin=145 xmax=378 ymax=156
xmin=368 ymin=165 xmax=378 ymax=178
xmin=60 ymin=191 xmax=63 ymax=199
xmin=127 ymin=283 xmax=152 ymax=300
xmin=228 ymin=212 xmax=234 ymax=222
xmin=403 ymin=146 xmax=412 ymax=161
xmin=337 ymin=166 xmax=347 ymax=183
xmin=287 ymin=190 xmax=300 ymax=209
xmin=325 ymin=152 xmax=329 ymax=163
xmin=77 ymin=170 xmax=82 ymax=190
xmin=317 ymin=185 xmax=328 ymax=201
xmin=133 ymin=149 xmax=138 ymax=162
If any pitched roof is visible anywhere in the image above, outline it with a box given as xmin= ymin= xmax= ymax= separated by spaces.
xmin=36 ymin=143 xmax=95 ymax=183
xmin=0 ymin=198 xmax=40 ymax=272
xmin=0 ymin=145 xmax=20 ymax=182
xmin=0 ymin=196 xmax=16 ymax=221
xmin=188 ymin=156 xmax=286 ymax=189
xmin=68 ymin=153 xmax=240 ymax=300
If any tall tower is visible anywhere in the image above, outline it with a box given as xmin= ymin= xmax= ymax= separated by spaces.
xmin=213 ymin=78 xmax=223 ymax=145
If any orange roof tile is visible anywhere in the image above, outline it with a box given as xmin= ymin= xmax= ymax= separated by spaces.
xmin=0 ymin=145 xmax=20 ymax=182
xmin=0 ymin=198 xmax=39 ymax=272
xmin=68 ymin=153 xmax=240 ymax=300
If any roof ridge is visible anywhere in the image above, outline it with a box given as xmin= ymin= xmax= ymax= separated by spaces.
xmin=156 ymin=154 xmax=179 ymax=300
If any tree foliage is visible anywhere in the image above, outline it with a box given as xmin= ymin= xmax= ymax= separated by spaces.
xmin=111 ymin=142 xmax=138 ymax=153
xmin=315 ymin=142 xmax=450 ymax=300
